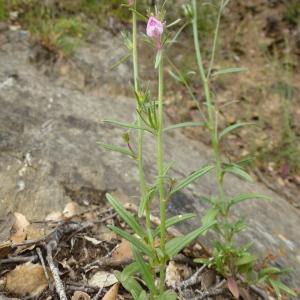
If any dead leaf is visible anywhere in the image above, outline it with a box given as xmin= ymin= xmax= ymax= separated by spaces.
xmin=71 ymin=291 xmax=91 ymax=300
xmin=4 ymin=262 xmax=48 ymax=297
xmin=111 ymin=240 xmax=132 ymax=261
xmin=102 ymin=283 xmax=120 ymax=300
xmin=88 ymin=271 xmax=118 ymax=288
xmin=84 ymin=236 xmax=103 ymax=245
xmin=45 ymin=211 xmax=63 ymax=222
xmin=227 ymin=277 xmax=240 ymax=299
xmin=10 ymin=213 xmax=30 ymax=243
xmin=63 ymin=202 xmax=80 ymax=219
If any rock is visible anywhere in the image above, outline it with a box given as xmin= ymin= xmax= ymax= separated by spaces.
xmin=0 ymin=29 xmax=299 ymax=294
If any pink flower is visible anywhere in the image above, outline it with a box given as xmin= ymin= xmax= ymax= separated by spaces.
xmin=146 ymin=16 xmax=164 ymax=49
xmin=128 ymin=0 xmax=134 ymax=5
xmin=146 ymin=16 xmax=164 ymax=38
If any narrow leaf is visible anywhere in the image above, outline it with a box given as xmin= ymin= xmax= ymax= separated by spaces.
xmin=165 ymin=220 xmax=216 ymax=257
xmin=164 ymin=122 xmax=206 ymax=132
xmin=229 ymin=193 xmax=271 ymax=207
xmin=236 ymin=255 xmax=257 ymax=266
xmin=213 ymin=67 xmax=248 ymax=77
xmin=155 ymin=290 xmax=177 ymax=300
xmin=106 ymin=193 xmax=145 ymax=238
xmin=202 ymin=208 xmax=219 ymax=227
xmin=270 ymin=280 xmax=297 ymax=297
xmin=98 ymin=142 xmax=135 ymax=158
xmin=132 ymin=246 xmax=156 ymax=294
xmin=121 ymin=262 xmax=139 ymax=282
xmin=110 ymin=52 xmax=131 ymax=70
xmin=138 ymin=187 xmax=156 ymax=218
xmin=108 ymin=225 xmax=152 ymax=257
xmin=102 ymin=120 xmax=152 ymax=133
xmin=224 ymin=165 xmax=253 ymax=182
xmin=115 ymin=270 xmax=143 ymax=300
xmin=219 ymin=122 xmax=255 ymax=141
xmin=171 ymin=165 xmax=214 ymax=195
xmin=153 ymin=213 xmax=196 ymax=237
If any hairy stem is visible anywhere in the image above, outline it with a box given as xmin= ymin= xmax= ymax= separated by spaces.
xmin=132 ymin=3 xmax=150 ymax=230
xmin=192 ymin=0 xmax=225 ymax=215
xmin=157 ymin=51 xmax=166 ymax=294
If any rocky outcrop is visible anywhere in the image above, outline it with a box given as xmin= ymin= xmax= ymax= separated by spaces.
xmin=0 ymin=29 xmax=299 ymax=295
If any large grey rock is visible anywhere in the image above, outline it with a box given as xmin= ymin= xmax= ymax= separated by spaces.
xmin=0 ymin=29 xmax=299 ymax=295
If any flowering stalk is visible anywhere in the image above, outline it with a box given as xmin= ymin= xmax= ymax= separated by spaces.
xmin=131 ymin=1 xmax=150 ymax=229
xmin=191 ymin=0 xmax=225 ymax=210
xmin=156 ymin=50 xmax=166 ymax=294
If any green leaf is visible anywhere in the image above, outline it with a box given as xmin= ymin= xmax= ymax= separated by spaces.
xmin=164 ymin=122 xmax=206 ymax=132
xmin=236 ymin=254 xmax=257 ymax=266
xmin=102 ymin=120 xmax=152 ymax=133
xmin=98 ymin=142 xmax=135 ymax=158
xmin=121 ymin=262 xmax=139 ymax=282
xmin=153 ymin=213 xmax=196 ymax=237
xmin=128 ymin=8 xmax=148 ymax=21
xmin=224 ymin=164 xmax=253 ymax=182
xmin=106 ymin=193 xmax=145 ymax=238
xmin=108 ymin=225 xmax=152 ymax=257
xmin=170 ymin=165 xmax=214 ymax=195
xmin=269 ymin=279 xmax=281 ymax=298
xmin=155 ymin=291 xmax=177 ymax=300
xmin=229 ymin=193 xmax=271 ymax=208
xmin=109 ymin=52 xmax=131 ymax=70
xmin=115 ymin=270 xmax=144 ymax=300
xmin=165 ymin=220 xmax=216 ymax=257
xmin=138 ymin=187 xmax=156 ymax=218
xmin=202 ymin=208 xmax=219 ymax=227
xmin=269 ymin=280 xmax=297 ymax=297
xmin=213 ymin=67 xmax=248 ymax=77
xmin=219 ymin=122 xmax=255 ymax=141
xmin=139 ymin=291 xmax=149 ymax=300
xmin=132 ymin=246 xmax=156 ymax=294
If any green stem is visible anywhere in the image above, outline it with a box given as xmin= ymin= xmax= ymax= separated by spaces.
xmin=207 ymin=0 xmax=224 ymax=79
xmin=192 ymin=0 xmax=225 ymax=212
xmin=132 ymin=3 xmax=150 ymax=230
xmin=157 ymin=51 xmax=166 ymax=295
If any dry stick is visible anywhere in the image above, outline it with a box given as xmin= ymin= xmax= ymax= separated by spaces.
xmin=0 ymin=255 xmax=38 ymax=264
xmin=177 ymin=264 xmax=207 ymax=289
xmin=46 ymin=244 xmax=67 ymax=300
xmin=36 ymin=247 xmax=50 ymax=282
